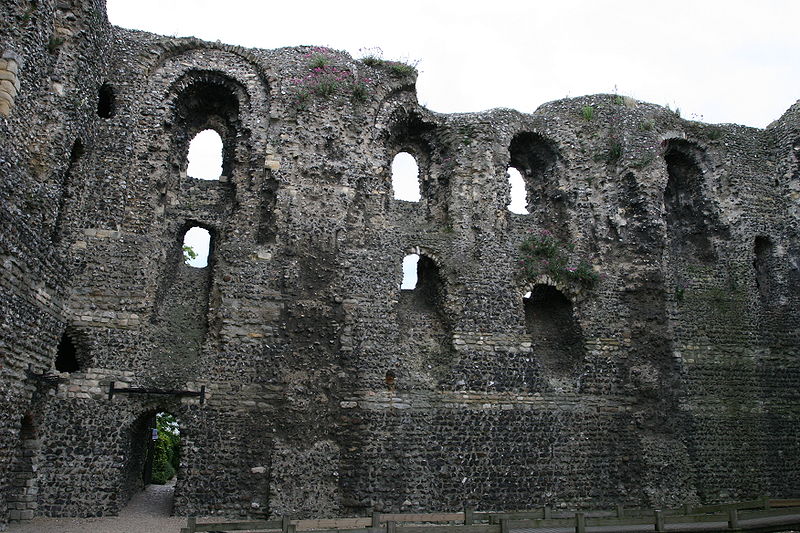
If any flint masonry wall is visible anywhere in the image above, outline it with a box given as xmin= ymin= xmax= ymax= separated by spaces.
xmin=1 ymin=0 xmax=799 ymax=528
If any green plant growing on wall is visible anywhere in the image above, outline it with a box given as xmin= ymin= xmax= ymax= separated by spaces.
xmin=290 ymin=47 xmax=374 ymax=110
xmin=182 ymin=245 xmax=197 ymax=264
xmin=358 ymin=47 xmax=417 ymax=77
xmin=150 ymin=413 xmax=180 ymax=484
xmin=582 ymin=105 xmax=594 ymax=121
xmin=519 ymin=230 xmax=600 ymax=287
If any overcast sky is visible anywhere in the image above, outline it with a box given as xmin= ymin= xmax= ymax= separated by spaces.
xmin=107 ymin=0 xmax=800 ymax=272
xmin=107 ymin=0 xmax=800 ymax=128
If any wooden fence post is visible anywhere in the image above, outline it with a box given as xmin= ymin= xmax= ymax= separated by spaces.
xmin=654 ymin=510 xmax=664 ymax=532
xmin=615 ymin=503 xmax=624 ymax=518
xmin=728 ymin=508 xmax=739 ymax=530
xmin=464 ymin=505 xmax=474 ymax=525
xmin=761 ymin=495 xmax=770 ymax=510
xmin=282 ymin=515 xmax=291 ymax=533
xmin=186 ymin=517 xmax=196 ymax=533
xmin=544 ymin=505 xmax=552 ymax=519
xmin=386 ymin=520 xmax=396 ymax=533
xmin=575 ymin=512 xmax=586 ymax=533
xmin=500 ymin=518 xmax=509 ymax=533
xmin=683 ymin=503 xmax=692 ymax=515
xmin=372 ymin=511 xmax=382 ymax=528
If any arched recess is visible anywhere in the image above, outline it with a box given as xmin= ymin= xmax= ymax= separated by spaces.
xmin=753 ymin=235 xmax=777 ymax=306
xmin=120 ymin=409 xmax=183 ymax=510
xmin=508 ymin=132 xmax=567 ymax=236
xmin=54 ymin=328 xmax=87 ymax=372
xmin=7 ymin=413 xmax=40 ymax=522
xmin=523 ymin=284 xmax=585 ymax=374
xmin=383 ymin=108 xmax=448 ymax=221
xmin=395 ymin=250 xmax=453 ymax=389
xmin=171 ymin=70 xmax=247 ymax=180
xmin=662 ymin=139 xmax=721 ymax=264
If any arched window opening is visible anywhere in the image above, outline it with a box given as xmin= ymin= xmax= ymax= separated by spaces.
xmin=507 ymin=166 xmax=529 ymax=214
xmin=186 ymin=129 xmax=223 ymax=180
xmin=663 ymin=140 xmax=716 ymax=263
xmin=174 ymin=74 xmax=242 ymax=179
xmin=523 ymin=285 xmax=584 ymax=373
xmin=508 ymin=131 xmax=566 ymax=234
xmin=54 ymin=332 xmax=79 ymax=372
xmin=182 ymin=226 xmax=211 ymax=268
xmin=401 ymin=253 xmax=419 ymax=289
xmin=753 ymin=236 xmax=775 ymax=304
xmin=97 ymin=83 xmax=116 ymax=118
xmin=392 ymin=152 xmax=421 ymax=202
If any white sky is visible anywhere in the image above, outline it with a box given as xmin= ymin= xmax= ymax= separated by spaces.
xmin=111 ymin=0 xmax=800 ymax=273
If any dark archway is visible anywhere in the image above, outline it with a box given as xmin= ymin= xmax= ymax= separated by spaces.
xmin=8 ymin=413 xmax=40 ymax=522
xmin=97 ymin=82 xmax=116 ymax=118
xmin=523 ymin=285 xmax=585 ymax=374
xmin=663 ymin=140 xmax=717 ymax=263
xmin=121 ymin=410 xmax=182 ymax=513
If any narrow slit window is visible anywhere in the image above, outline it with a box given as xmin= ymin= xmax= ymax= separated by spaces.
xmin=187 ymin=129 xmax=223 ymax=180
xmin=391 ymin=152 xmax=421 ymax=202
xmin=401 ymin=254 xmax=419 ymax=289
xmin=183 ymin=227 xmax=211 ymax=268
xmin=507 ymin=167 xmax=529 ymax=214
xmin=97 ymin=83 xmax=116 ymax=118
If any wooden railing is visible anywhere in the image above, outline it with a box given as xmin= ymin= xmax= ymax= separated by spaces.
xmin=181 ymin=498 xmax=800 ymax=533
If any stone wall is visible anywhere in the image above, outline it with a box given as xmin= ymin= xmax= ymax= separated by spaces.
xmin=1 ymin=0 xmax=798 ymax=528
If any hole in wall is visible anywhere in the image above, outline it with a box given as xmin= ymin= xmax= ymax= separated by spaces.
xmin=54 ymin=332 xmax=79 ymax=372
xmin=391 ymin=152 xmax=421 ymax=202
xmin=186 ymin=129 xmax=223 ymax=180
xmin=401 ymin=253 xmax=419 ymax=289
xmin=182 ymin=226 xmax=211 ymax=268
xmin=753 ymin=235 xmax=775 ymax=304
xmin=523 ymin=285 xmax=585 ymax=373
xmin=507 ymin=166 xmax=529 ymax=214
xmin=97 ymin=83 xmax=116 ymax=118
xmin=663 ymin=140 xmax=716 ymax=263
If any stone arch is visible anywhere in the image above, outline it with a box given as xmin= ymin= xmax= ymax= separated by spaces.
xmin=170 ymin=70 xmax=246 ymax=179
xmin=662 ymin=138 xmax=720 ymax=264
xmin=380 ymin=105 xmax=450 ymax=221
xmin=522 ymin=283 xmax=585 ymax=374
xmin=508 ymin=131 xmax=568 ymax=237
xmin=120 ymin=407 xmax=185 ymax=509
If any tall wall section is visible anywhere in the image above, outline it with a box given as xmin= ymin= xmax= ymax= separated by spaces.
xmin=1 ymin=1 xmax=798 ymax=527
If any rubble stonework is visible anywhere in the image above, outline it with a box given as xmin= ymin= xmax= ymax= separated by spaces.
xmin=1 ymin=0 xmax=799 ymax=527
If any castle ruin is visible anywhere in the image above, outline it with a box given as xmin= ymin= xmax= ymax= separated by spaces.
xmin=1 ymin=0 xmax=799 ymax=527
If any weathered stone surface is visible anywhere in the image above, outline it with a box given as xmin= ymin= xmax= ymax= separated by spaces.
xmin=0 ymin=0 xmax=799 ymax=529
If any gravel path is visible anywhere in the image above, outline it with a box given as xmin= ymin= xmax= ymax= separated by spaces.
xmin=7 ymin=482 xmax=189 ymax=533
